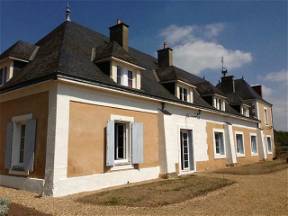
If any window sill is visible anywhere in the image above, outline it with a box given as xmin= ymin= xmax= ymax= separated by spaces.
xmin=111 ymin=164 xmax=134 ymax=171
xmin=267 ymin=152 xmax=273 ymax=155
xmin=236 ymin=154 xmax=246 ymax=158
xmin=9 ymin=169 xmax=29 ymax=176
xmin=214 ymin=154 xmax=226 ymax=159
xmin=251 ymin=153 xmax=258 ymax=156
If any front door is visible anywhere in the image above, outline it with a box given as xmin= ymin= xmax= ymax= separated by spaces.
xmin=180 ymin=129 xmax=194 ymax=171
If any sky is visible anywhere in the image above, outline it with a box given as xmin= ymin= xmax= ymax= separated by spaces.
xmin=0 ymin=0 xmax=287 ymax=131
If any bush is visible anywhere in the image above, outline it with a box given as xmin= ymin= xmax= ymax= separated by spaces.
xmin=0 ymin=198 xmax=10 ymax=216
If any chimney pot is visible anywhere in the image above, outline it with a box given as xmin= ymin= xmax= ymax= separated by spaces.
xmin=252 ymin=85 xmax=262 ymax=97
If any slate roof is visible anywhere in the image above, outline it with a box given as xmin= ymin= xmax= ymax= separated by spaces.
xmin=0 ymin=40 xmax=37 ymax=61
xmin=0 ymin=21 xmax=262 ymax=119
xmin=217 ymin=78 xmax=271 ymax=105
xmin=94 ymin=41 xmax=139 ymax=66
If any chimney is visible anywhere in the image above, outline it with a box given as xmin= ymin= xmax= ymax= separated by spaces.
xmin=157 ymin=42 xmax=173 ymax=68
xmin=109 ymin=19 xmax=129 ymax=51
xmin=221 ymin=75 xmax=235 ymax=93
xmin=252 ymin=85 xmax=262 ymax=97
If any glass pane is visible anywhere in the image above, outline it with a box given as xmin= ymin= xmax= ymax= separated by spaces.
xmin=117 ymin=66 xmax=122 ymax=84
xmin=114 ymin=123 xmax=126 ymax=160
xmin=0 ymin=68 xmax=3 ymax=84
xmin=19 ymin=124 xmax=26 ymax=163
xmin=236 ymin=134 xmax=244 ymax=154
xmin=128 ymin=71 xmax=133 ymax=88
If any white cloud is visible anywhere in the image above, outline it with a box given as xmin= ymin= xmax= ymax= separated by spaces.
xmin=160 ymin=24 xmax=252 ymax=74
xmin=263 ymin=69 xmax=288 ymax=82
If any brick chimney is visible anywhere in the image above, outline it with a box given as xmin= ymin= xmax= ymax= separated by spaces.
xmin=109 ymin=19 xmax=129 ymax=51
xmin=221 ymin=75 xmax=235 ymax=93
xmin=157 ymin=42 xmax=173 ymax=68
xmin=252 ymin=85 xmax=262 ymax=97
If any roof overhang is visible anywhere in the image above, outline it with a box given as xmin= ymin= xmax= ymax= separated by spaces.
xmin=95 ymin=56 xmax=145 ymax=70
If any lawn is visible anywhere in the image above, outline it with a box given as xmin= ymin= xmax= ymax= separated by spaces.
xmin=77 ymin=175 xmax=234 ymax=207
xmin=214 ymin=159 xmax=288 ymax=175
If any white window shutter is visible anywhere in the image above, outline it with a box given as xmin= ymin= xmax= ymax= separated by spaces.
xmin=188 ymin=131 xmax=194 ymax=171
xmin=106 ymin=120 xmax=115 ymax=166
xmin=24 ymin=119 xmax=37 ymax=172
xmin=132 ymin=122 xmax=144 ymax=164
xmin=5 ymin=122 xmax=13 ymax=169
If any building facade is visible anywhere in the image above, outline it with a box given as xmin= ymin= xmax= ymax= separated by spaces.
xmin=0 ymin=20 xmax=274 ymax=197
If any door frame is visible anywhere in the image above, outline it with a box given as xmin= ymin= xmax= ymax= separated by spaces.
xmin=177 ymin=125 xmax=196 ymax=175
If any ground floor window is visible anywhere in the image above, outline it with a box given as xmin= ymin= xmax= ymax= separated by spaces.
xmin=236 ymin=133 xmax=245 ymax=156
xmin=266 ymin=136 xmax=272 ymax=153
xmin=180 ymin=129 xmax=193 ymax=171
xmin=114 ymin=122 xmax=129 ymax=161
xmin=214 ymin=131 xmax=225 ymax=157
xmin=250 ymin=135 xmax=257 ymax=154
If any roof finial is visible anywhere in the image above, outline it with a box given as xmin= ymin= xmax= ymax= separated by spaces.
xmin=65 ymin=1 xmax=71 ymax=22
xmin=221 ymin=56 xmax=227 ymax=77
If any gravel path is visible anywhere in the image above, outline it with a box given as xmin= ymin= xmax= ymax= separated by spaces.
xmin=1 ymin=168 xmax=287 ymax=216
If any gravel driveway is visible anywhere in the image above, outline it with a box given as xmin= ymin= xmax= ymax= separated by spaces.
xmin=1 ymin=168 xmax=287 ymax=216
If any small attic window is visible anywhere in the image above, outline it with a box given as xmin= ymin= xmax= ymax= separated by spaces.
xmin=176 ymin=82 xmax=194 ymax=103
xmin=213 ymin=97 xmax=225 ymax=111
xmin=241 ymin=105 xmax=250 ymax=117
xmin=112 ymin=63 xmax=141 ymax=89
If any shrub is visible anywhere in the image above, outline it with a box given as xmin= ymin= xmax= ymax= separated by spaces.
xmin=0 ymin=198 xmax=10 ymax=216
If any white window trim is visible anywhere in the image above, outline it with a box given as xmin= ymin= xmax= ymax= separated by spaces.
xmin=9 ymin=113 xmax=33 ymax=176
xmin=249 ymin=133 xmax=258 ymax=156
xmin=213 ymin=128 xmax=226 ymax=159
xmin=176 ymin=83 xmax=194 ymax=103
xmin=266 ymin=135 xmax=273 ymax=154
xmin=235 ymin=131 xmax=245 ymax=157
xmin=110 ymin=115 xmax=134 ymax=167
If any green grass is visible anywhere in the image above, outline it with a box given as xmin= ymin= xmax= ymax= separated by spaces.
xmin=78 ymin=175 xmax=234 ymax=207
xmin=214 ymin=160 xmax=288 ymax=175
xmin=0 ymin=198 xmax=10 ymax=216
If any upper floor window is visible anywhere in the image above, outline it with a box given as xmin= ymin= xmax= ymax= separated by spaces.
xmin=179 ymin=86 xmax=188 ymax=102
xmin=264 ymin=107 xmax=269 ymax=125
xmin=0 ymin=66 xmax=8 ymax=86
xmin=213 ymin=97 xmax=225 ymax=111
xmin=176 ymin=83 xmax=194 ymax=103
xmin=241 ymin=105 xmax=250 ymax=117
xmin=113 ymin=65 xmax=140 ymax=89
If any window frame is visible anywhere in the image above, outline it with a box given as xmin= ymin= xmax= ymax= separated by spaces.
xmin=250 ymin=133 xmax=258 ymax=156
xmin=9 ymin=113 xmax=33 ymax=175
xmin=213 ymin=129 xmax=226 ymax=159
xmin=266 ymin=135 xmax=273 ymax=154
xmin=110 ymin=115 xmax=134 ymax=166
xmin=235 ymin=131 xmax=245 ymax=157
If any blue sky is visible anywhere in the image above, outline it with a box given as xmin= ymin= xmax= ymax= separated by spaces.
xmin=0 ymin=0 xmax=287 ymax=130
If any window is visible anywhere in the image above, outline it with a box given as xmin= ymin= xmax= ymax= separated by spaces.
xmin=266 ymin=136 xmax=272 ymax=153
xmin=114 ymin=122 xmax=128 ymax=161
xmin=250 ymin=135 xmax=257 ymax=155
xmin=179 ymin=86 xmax=188 ymax=102
xmin=214 ymin=131 xmax=225 ymax=157
xmin=0 ymin=66 xmax=8 ymax=86
xmin=128 ymin=70 xmax=133 ymax=88
xmin=242 ymin=106 xmax=250 ymax=117
xmin=19 ymin=124 xmax=26 ymax=163
xmin=117 ymin=66 xmax=122 ymax=84
xmin=264 ymin=108 xmax=269 ymax=125
xmin=4 ymin=114 xmax=36 ymax=175
xmin=106 ymin=116 xmax=144 ymax=168
xmin=236 ymin=133 xmax=245 ymax=156
xmin=115 ymin=65 xmax=136 ymax=88
xmin=214 ymin=97 xmax=225 ymax=111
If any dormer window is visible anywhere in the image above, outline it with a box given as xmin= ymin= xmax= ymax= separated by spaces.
xmin=241 ymin=105 xmax=250 ymax=117
xmin=213 ymin=97 xmax=226 ymax=111
xmin=176 ymin=82 xmax=194 ymax=103
xmin=110 ymin=60 xmax=142 ymax=90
